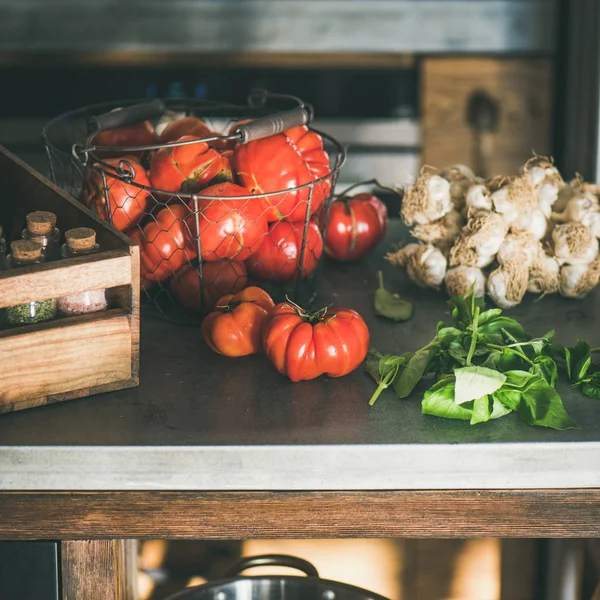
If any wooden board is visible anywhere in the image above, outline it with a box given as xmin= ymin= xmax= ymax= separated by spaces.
xmin=0 ymin=312 xmax=132 ymax=410
xmin=2 ymin=490 xmax=600 ymax=540
xmin=421 ymin=58 xmax=553 ymax=177
xmin=61 ymin=540 xmax=137 ymax=600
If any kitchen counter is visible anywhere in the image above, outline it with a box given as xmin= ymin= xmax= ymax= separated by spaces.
xmin=1 ymin=221 xmax=600 ymax=492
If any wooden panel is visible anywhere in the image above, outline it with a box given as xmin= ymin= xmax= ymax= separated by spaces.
xmin=422 ymin=58 xmax=553 ymax=177
xmin=0 ymin=313 xmax=132 ymax=408
xmin=61 ymin=540 xmax=136 ymax=600
xmin=2 ymin=490 xmax=600 ymax=540
xmin=0 ymin=251 xmax=131 ymax=308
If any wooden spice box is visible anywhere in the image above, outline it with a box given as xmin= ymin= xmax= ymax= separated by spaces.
xmin=0 ymin=146 xmax=140 ymax=413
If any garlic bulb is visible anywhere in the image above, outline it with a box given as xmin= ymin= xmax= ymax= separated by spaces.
xmin=401 ymin=170 xmax=453 ymax=226
xmin=465 ymin=212 xmax=508 ymax=257
xmin=486 ymin=262 xmax=529 ymax=309
xmin=491 ymin=176 xmax=537 ymax=227
xmin=497 ymin=231 xmax=542 ymax=268
xmin=524 ymin=157 xmax=563 ymax=217
xmin=491 ymin=188 xmax=519 ymax=226
xmin=445 ymin=266 xmax=486 ymax=298
xmin=441 ymin=164 xmax=477 ymax=211
xmin=465 ymin=183 xmax=493 ymax=216
xmin=449 ymin=235 xmax=493 ymax=269
xmin=528 ymin=253 xmax=560 ymax=295
xmin=511 ymin=208 xmax=549 ymax=240
xmin=552 ymin=192 xmax=599 ymax=223
xmin=552 ymin=222 xmax=599 ymax=265
xmin=559 ymin=256 xmax=600 ymax=299
xmin=411 ymin=210 xmax=463 ymax=249
xmin=387 ymin=244 xmax=447 ymax=288
xmin=581 ymin=211 xmax=600 ymax=238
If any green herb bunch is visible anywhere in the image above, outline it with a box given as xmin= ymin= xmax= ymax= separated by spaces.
xmin=367 ymin=290 xmax=600 ymax=430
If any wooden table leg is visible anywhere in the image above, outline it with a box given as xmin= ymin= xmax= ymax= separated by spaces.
xmin=60 ymin=539 xmax=138 ymax=600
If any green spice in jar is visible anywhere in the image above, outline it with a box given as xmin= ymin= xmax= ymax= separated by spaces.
xmin=5 ymin=240 xmax=57 ymax=326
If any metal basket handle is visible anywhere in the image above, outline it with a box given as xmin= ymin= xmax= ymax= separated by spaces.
xmin=233 ymin=106 xmax=310 ymax=143
xmin=88 ymin=99 xmax=166 ymax=133
xmin=224 ymin=554 xmax=319 ymax=578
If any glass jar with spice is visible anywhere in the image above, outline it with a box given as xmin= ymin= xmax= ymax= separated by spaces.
xmin=57 ymin=227 xmax=108 ymax=317
xmin=5 ymin=240 xmax=58 ymax=326
xmin=22 ymin=211 xmax=61 ymax=260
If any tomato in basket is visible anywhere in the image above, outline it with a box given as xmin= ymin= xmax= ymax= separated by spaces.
xmin=129 ymin=204 xmax=197 ymax=284
xmin=93 ymin=120 xmax=158 ymax=159
xmin=150 ymin=135 xmax=232 ymax=194
xmin=171 ymin=260 xmax=248 ymax=311
xmin=246 ymin=219 xmax=323 ymax=283
xmin=80 ymin=156 xmax=150 ymax=232
xmin=233 ymin=125 xmax=331 ymax=222
xmin=187 ymin=182 xmax=268 ymax=262
xmin=321 ymin=192 xmax=388 ymax=261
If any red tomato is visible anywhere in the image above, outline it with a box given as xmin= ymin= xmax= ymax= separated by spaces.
xmin=171 ymin=260 xmax=248 ymax=311
xmin=322 ymin=193 xmax=388 ymax=261
xmin=150 ymin=135 xmax=232 ymax=194
xmin=187 ymin=182 xmax=268 ymax=261
xmin=262 ymin=301 xmax=370 ymax=381
xmin=246 ymin=220 xmax=323 ymax=283
xmin=159 ymin=116 xmax=213 ymax=144
xmin=93 ymin=120 xmax=158 ymax=158
xmin=127 ymin=227 xmax=154 ymax=290
xmin=80 ymin=156 xmax=150 ymax=232
xmin=233 ymin=125 xmax=331 ymax=222
xmin=202 ymin=286 xmax=275 ymax=357
xmin=136 ymin=204 xmax=197 ymax=283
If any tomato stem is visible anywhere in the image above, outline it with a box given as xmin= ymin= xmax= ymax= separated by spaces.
xmin=378 ymin=270 xmax=384 ymax=291
xmin=284 ymin=295 xmax=333 ymax=324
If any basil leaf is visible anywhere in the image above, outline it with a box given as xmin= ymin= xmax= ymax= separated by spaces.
xmin=422 ymin=376 xmax=472 ymax=421
xmin=437 ymin=327 xmax=464 ymax=347
xmin=393 ymin=348 xmax=431 ymax=398
xmin=492 ymin=388 xmax=522 ymax=412
xmin=365 ymin=348 xmax=385 ymax=382
xmin=551 ymin=343 xmax=571 ymax=379
xmin=454 ymin=366 xmax=507 ymax=405
xmin=516 ymin=376 xmax=579 ymax=430
xmin=478 ymin=316 xmax=529 ymax=344
xmin=503 ymin=369 xmax=536 ymax=390
xmin=490 ymin=395 xmax=513 ymax=419
xmin=374 ymin=273 xmax=413 ymax=322
xmin=570 ymin=340 xmax=591 ymax=382
xmin=496 ymin=349 xmax=530 ymax=373
xmin=478 ymin=308 xmax=503 ymax=325
xmin=581 ymin=372 xmax=600 ymax=399
xmin=470 ymin=395 xmax=493 ymax=425
xmin=530 ymin=356 xmax=558 ymax=387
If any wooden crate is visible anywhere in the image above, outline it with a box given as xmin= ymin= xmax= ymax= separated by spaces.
xmin=0 ymin=146 xmax=140 ymax=413
xmin=422 ymin=58 xmax=553 ymax=177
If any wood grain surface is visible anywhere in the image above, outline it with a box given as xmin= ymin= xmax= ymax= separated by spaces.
xmin=422 ymin=58 xmax=552 ymax=177
xmin=0 ymin=312 xmax=132 ymax=409
xmin=2 ymin=490 xmax=600 ymax=540
xmin=0 ymin=251 xmax=132 ymax=308
xmin=61 ymin=540 xmax=136 ymax=600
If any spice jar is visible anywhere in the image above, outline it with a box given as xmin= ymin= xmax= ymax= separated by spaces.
xmin=5 ymin=240 xmax=57 ymax=326
xmin=57 ymin=227 xmax=108 ymax=316
xmin=22 ymin=211 xmax=61 ymax=260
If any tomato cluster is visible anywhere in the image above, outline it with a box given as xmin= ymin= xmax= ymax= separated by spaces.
xmin=80 ymin=115 xmax=332 ymax=310
xmin=203 ymin=287 xmax=370 ymax=382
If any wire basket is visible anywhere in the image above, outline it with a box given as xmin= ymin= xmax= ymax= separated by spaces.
xmin=42 ymin=91 xmax=346 ymax=324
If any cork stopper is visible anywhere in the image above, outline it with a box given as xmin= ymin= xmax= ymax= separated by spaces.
xmin=65 ymin=227 xmax=96 ymax=252
xmin=0 ymin=225 xmax=3 ymax=239
xmin=26 ymin=211 xmax=57 ymax=236
xmin=11 ymin=239 xmax=42 ymax=261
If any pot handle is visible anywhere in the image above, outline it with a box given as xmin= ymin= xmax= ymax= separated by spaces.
xmin=224 ymin=554 xmax=319 ymax=578
xmin=88 ymin=99 xmax=166 ymax=133
xmin=233 ymin=107 xmax=310 ymax=144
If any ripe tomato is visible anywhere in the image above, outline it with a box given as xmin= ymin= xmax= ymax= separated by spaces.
xmin=159 ymin=116 xmax=213 ymax=144
xmin=93 ymin=120 xmax=158 ymax=158
xmin=246 ymin=219 xmax=323 ymax=282
xmin=187 ymin=182 xmax=268 ymax=261
xmin=171 ymin=260 xmax=248 ymax=311
xmin=136 ymin=204 xmax=197 ymax=283
xmin=262 ymin=301 xmax=370 ymax=382
xmin=150 ymin=135 xmax=232 ymax=194
xmin=202 ymin=286 xmax=275 ymax=357
xmin=81 ymin=156 xmax=150 ymax=232
xmin=322 ymin=192 xmax=388 ymax=261
xmin=127 ymin=227 xmax=154 ymax=290
xmin=233 ymin=125 xmax=331 ymax=222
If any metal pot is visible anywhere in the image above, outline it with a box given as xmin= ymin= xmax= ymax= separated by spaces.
xmin=164 ymin=554 xmax=391 ymax=600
